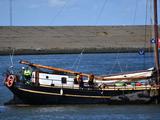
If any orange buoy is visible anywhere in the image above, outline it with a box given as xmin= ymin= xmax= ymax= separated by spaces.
xmin=5 ymin=75 xmax=15 ymax=87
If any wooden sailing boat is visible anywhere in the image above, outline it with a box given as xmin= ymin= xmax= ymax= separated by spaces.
xmin=4 ymin=0 xmax=160 ymax=104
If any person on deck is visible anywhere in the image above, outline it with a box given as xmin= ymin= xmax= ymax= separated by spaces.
xmin=23 ymin=67 xmax=32 ymax=80
xmin=74 ymin=73 xmax=79 ymax=84
xmin=88 ymin=74 xmax=94 ymax=87
xmin=78 ymin=73 xmax=84 ymax=88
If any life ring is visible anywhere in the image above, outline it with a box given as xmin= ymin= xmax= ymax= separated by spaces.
xmin=5 ymin=75 xmax=15 ymax=87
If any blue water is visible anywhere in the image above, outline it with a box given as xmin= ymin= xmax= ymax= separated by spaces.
xmin=1 ymin=53 xmax=160 ymax=120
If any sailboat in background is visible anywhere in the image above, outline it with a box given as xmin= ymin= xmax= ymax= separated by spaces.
xmin=4 ymin=0 xmax=160 ymax=104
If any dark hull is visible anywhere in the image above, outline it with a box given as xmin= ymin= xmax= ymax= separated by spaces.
xmin=6 ymin=83 xmax=160 ymax=105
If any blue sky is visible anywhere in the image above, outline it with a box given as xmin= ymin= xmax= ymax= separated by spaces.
xmin=0 ymin=0 xmax=160 ymax=26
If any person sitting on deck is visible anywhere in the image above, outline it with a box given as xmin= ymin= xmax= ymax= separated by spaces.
xmin=88 ymin=74 xmax=95 ymax=87
xmin=74 ymin=73 xmax=79 ymax=84
xmin=23 ymin=67 xmax=32 ymax=81
xmin=77 ymin=73 xmax=84 ymax=88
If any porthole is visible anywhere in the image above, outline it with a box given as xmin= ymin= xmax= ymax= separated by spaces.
xmin=46 ymin=76 xmax=49 ymax=79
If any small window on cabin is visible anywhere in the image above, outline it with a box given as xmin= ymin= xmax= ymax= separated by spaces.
xmin=61 ymin=77 xmax=67 ymax=84
xmin=46 ymin=76 xmax=49 ymax=79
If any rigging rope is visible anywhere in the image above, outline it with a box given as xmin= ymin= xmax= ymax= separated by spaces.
xmin=10 ymin=0 xmax=13 ymax=26
xmin=95 ymin=0 xmax=108 ymax=25
xmin=109 ymin=53 xmax=123 ymax=75
xmin=71 ymin=48 xmax=85 ymax=71
xmin=123 ymin=0 xmax=139 ymax=72
xmin=142 ymin=0 xmax=149 ymax=69
xmin=148 ymin=0 xmax=153 ymax=52
xmin=9 ymin=48 xmax=15 ymax=74
xmin=10 ymin=49 xmax=14 ymax=68
xmin=133 ymin=0 xmax=138 ymax=25
xmin=149 ymin=0 xmax=156 ymax=63
xmin=9 ymin=0 xmax=15 ymax=71
xmin=50 ymin=0 xmax=70 ymax=25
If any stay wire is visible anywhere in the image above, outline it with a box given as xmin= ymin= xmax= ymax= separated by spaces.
xmin=49 ymin=0 xmax=70 ymax=25
xmin=95 ymin=0 xmax=108 ymax=25
xmin=124 ymin=0 xmax=138 ymax=72
xmin=133 ymin=0 xmax=138 ymax=25
xmin=109 ymin=53 xmax=123 ymax=75
xmin=10 ymin=49 xmax=15 ymax=67
xmin=143 ymin=0 xmax=149 ymax=69
xmin=71 ymin=48 xmax=85 ymax=71
xmin=9 ymin=0 xmax=15 ymax=70
xmin=149 ymin=0 xmax=155 ymax=64
xmin=10 ymin=0 xmax=13 ymax=26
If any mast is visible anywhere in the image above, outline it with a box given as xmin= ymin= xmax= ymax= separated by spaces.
xmin=153 ymin=0 xmax=159 ymax=83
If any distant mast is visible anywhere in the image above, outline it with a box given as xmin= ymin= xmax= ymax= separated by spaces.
xmin=153 ymin=0 xmax=159 ymax=83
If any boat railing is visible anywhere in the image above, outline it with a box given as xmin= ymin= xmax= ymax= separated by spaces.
xmin=20 ymin=75 xmax=160 ymax=91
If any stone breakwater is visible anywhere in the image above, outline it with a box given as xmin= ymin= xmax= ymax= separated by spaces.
xmin=0 ymin=26 xmax=159 ymax=55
